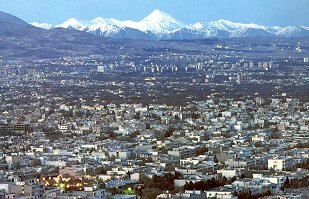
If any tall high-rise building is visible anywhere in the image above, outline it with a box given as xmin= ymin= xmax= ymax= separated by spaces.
xmin=236 ymin=73 xmax=246 ymax=84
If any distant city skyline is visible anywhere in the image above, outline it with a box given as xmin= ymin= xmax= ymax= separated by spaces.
xmin=1 ymin=0 xmax=309 ymax=26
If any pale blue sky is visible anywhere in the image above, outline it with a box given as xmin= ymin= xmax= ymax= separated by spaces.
xmin=1 ymin=0 xmax=309 ymax=26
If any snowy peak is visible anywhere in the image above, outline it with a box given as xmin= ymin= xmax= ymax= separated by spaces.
xmin=208 ymin=19 xmax=240 ymax=31
xmin=90 ymin=17 xmax=108 ymax=24
xmin=59 ymin=18 xmax=85 ymax=28
xmin=142 ymin=9 xmax=181 ymax=24
xmin=138 ymin=9 xmax=185 ymax=33
xmin=143 ymin=9 xmax=167 ymax=20
xmin=190 ymin=22 xmax=206 ymax=30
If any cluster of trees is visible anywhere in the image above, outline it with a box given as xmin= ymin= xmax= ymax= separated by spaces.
xmin=142 ymin=172 xmax=182 ymax=191
xmin=191 ymin=112 xmax=200 ymax=119
xmin=43 ymin=127 xmax=66 ymax=140
xmin=281 ymin=176 xmax=309 ymax=190
xmin=183 ymin=176 xmax=235 ymax=191
xmin=234 ymin=190 xmax=271 ymax=199
xmin=138 ymin=172 xmax=182 ymax=199
xmin=164 ymin=164 xmax=176 ymax=172
xmin=295 ymin=160 xmax=309 ymax=169
xmin=195 ymin=145 xmax=208 ymax=156
xmin=292 ymin=142 xmax=309 ymax=149
xmin=164 ymin=126 xmax=175 ymax=138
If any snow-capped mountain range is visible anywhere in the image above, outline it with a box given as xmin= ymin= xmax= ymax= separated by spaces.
xmin=31 ymin=9 xmax=309 ymax=40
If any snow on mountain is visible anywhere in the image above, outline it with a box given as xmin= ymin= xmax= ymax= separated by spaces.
xmin=112 ymin=27 xmax=157 ymax=40
xmin=230 ymin=27 xmax=275 ymax=37
xmin=82 ymin=24 xmax=121 ymax=37
xmin=207 ymin=19 xmax=266 ymax=32
xmin=30 ymin=22 xmax=54 ymax=30
xmin=30 ymin=9 xmax=309 ymax=39
xmin=100 ymin=9 xmax=185 ymax=34
xmin=90 ymin=17 xmax=115 ymax=25
xmin=31 ymin=10 xmax=185 ymax=38
xmin=163 ymin=28 xmax=206 ymax=40
xmin=188 ymin=22 xmax=230 ymax=38
xmin=57 ymin=18 xmax=86 ymax=29
xmin=275 ymin=26 xmax=309 ymax=37
xmin=207 ymin=19 xmax=242 ymax=31
xmin=105 ymin=9 xmax=185 ymax=36
xmin=137 ymin=9 xmax=185 ymax=33
xmin=186 ymin=20 xmax=269 ymax=38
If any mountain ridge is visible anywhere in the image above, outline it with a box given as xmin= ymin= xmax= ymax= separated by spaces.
xmin=6 ymin=9 xmax=309 ymax=39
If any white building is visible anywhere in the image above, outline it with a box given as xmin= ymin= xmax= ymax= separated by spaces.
xmin=252 ymin=174 xmax=286 ymax=191
xmin=168 ymin=147 xmax=195 ymax=159
xmin=97 ymin=65 xmax=105 ymax=73
xmin=58 ymin=125 xmax=68 ymax=133
xmin=206 ymin=189 xmax=236 ymax=199
xmin=217 ymin=169 xmax=241 ymax=179
xmin=268 ymin=158 xmax=294 ymax=171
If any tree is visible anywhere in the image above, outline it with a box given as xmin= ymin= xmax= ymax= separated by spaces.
xmin=219 ymin=176 xmax=228 ymax=186
xmin=284 ymin=176 xmax=290 ymax=187
xmin=139 ymin=173 xmax=152 ymax=187
xmin=123 ymin=187 xmax=135 ymax=195
xmin=195 ymin=145 xmax=208 ymax=156
xmin=134 ymin=112 xmax=141 ymax=119
xmin=126 ymin=171 xmax=131 ymax=179
xmin=109 ymin=155 xmax=116 ymax=161
xmin=142 ymin=188 xmax=162 ymax=199
xmin=228 ymin=176 xmax=237 ymax=184
xmin=164 ymin=164 xmax=175 ymax=172
xmin=165 ymin=126 xmax=175 ymax=137
xmin=96 ymin=177 xmax=106 ymax=189
xmin=184 ymin=181 xmax=194 ymax=190
xmin=254 ymin=141 xmax=262 ymax=147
